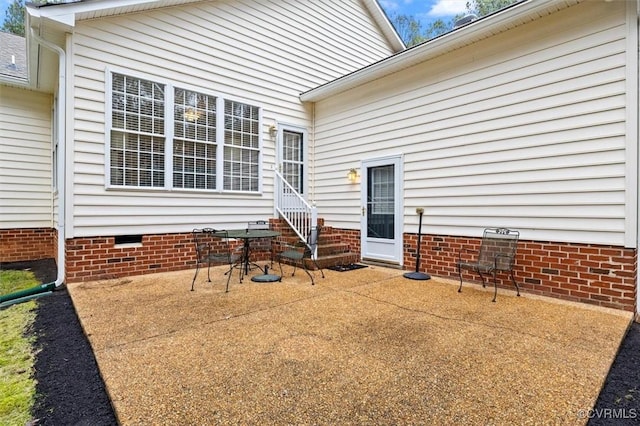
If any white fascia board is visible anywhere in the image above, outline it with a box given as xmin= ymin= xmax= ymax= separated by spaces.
xmin=0 ymin=75 xmax=30 ymax=88
xmin=363 ymin=0 xmax=405 ymax=52
xmin=26 ymin=4 xmax=74 ymax=31
xmin=24 ymin=10 xmax=39 ymax=89
xmin=27 ymin=0 xmax=165 ymax=28
xmin=36 ymin=0 xmax=157 ymax=16
xmin=300 ymin=0 xmax=575 ymax=102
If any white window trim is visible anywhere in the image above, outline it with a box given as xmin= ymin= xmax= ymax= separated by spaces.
xmin=104 ymin=67 xmax=263 ymax=194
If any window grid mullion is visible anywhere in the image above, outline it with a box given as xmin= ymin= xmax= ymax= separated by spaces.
xmin=165 ymin=86 xmax=174 ymax=190
xmin=216 ymin=97 xmax=224 ymax=192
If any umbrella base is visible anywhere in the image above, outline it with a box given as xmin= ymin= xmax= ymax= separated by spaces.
xmin=403 ymin=271 xmax=431 ymax=281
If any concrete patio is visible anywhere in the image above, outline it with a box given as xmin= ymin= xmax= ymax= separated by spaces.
xmin=67 ymin=264 xmax=632 ymax=425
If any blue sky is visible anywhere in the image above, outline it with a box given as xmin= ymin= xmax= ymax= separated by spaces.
xmin=1 ymin=0 xmax=468 ymax=30
xmin=1 ymin=0 xmax=12 ymax=22
xmin=379 ymin=0 xmax=469 ymax=28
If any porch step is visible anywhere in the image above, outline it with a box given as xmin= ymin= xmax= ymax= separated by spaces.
xmin=311 ymin=252 xmax=360 ymax=270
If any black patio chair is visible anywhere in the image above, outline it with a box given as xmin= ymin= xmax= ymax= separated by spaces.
xmin=240 ymin=220 xmax=272 ymax=271
xmin=277 ymin=226 xmax=325 ymax=285
xmin=456 ymin=227 xmax=520 ymax=302
xmin=191 ymin=228 xmax=242 ymax=293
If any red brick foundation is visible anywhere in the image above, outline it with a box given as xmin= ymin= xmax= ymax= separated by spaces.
xmin=65 ymin=233 xmax=198 ymax=282
xmin=404 ymin=233 xmax=637 ymax=312
xmin=0 ymin=228 xmax=56 ymax=263
xmin=57 ymin=226 xmax=639 ymax=312
xmin=64 ymin=232 xmax=264 ymax=283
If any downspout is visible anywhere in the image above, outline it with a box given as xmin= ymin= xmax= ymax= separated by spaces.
xmin=636 ymin=0 xmax=640 ymax=321
xmin=311 ymin=102 xmax=316 ymax=203
xmin=29 ymin=26 xmax=66 ymax=288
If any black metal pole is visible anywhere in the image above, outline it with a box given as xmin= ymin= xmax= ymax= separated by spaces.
xmin=415 ymin=211 xmax=423 ymax=272
xmin=404 ymin=208 xmax=431 ymax=281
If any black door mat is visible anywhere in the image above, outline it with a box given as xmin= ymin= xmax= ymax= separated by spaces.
xmin=327 ymin=264 xmax=368 ymax=272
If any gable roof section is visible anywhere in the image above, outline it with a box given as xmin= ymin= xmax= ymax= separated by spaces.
xmin=0 ymin=31 xmax=28 ymax=83
xmin=300 ymin=0 xmax=583 ymax=102
xmin=27 ymin=0 xmax=404 ymax=51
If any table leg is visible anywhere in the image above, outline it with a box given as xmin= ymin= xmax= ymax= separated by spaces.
xmin=243 ymin=240 xmax=251 ymax=276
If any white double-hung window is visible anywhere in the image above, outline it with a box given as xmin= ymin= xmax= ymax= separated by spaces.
xmin=107 ymin=71 xmax=261 ymax=193
xmin=173 ymin=89 xmax=217 ymax=190
xmin=110 ymin=74 xmax=166 ymax=187
xmin=223 ymin=100 xmax=260 ymax=192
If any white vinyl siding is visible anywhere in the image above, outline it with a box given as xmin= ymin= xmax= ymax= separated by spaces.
xmin=69 ymin=0 xmax=394 ymax=238
xmin=313 ymin=0 xmax=630 ymax=246
xmin=0 ymin=86 xmax=53 ymax=228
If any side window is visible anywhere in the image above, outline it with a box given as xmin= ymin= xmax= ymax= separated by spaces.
xmin=107 ymin=72 xmax=261 ymax=192
xmin=110 ymin=73 xmax=166 ymax=187
xmin=223 ymin=100 xmax=260 ymax=192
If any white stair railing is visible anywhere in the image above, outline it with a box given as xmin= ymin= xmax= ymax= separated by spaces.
xmin=274 ymin=170 xmax=318 ymax=255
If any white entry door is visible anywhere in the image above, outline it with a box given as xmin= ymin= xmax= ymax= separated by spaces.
xmin=276 ymin=125 xmax=307 ymax=195
xmin=361 ymin=156 xmax=403 ymax=265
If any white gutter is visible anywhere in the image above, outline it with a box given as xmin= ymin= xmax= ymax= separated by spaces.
xmin=300 ymin=0 xmax=579 ymax=102
xmin=29 ymin=26 xmax=66 ymax=288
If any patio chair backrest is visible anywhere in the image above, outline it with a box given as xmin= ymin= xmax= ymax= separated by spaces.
xmin=192 ymin=228 xmax=232 ymax=264
xmin=193 ymin=228 xmax=213 ymax=263
xmin=478 ymin=228 xmax=519 ymax=271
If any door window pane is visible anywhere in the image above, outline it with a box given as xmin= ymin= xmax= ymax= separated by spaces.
xmin=282 ymin=130 xmax=303 ymax=194
xmin=367 ymin=165 xmax=394 ymax=239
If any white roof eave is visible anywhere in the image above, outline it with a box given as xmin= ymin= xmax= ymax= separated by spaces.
xmin=300 ymin=0 xmax=580 ymax=103
xmin=363 ymin=0 xmax=405 ymax=52
xmin=26 ymin=2 xmax=75 ymax=31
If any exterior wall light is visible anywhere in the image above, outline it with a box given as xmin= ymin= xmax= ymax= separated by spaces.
xmin=347 ymin=168 xmax=358 ymax=183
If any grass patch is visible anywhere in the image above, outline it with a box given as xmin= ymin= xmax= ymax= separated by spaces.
xmin=0 ymin=269 xmax=40 ymax=426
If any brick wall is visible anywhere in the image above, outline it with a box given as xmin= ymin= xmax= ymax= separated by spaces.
xmin=0 ymin=228 xmax=56 ymax=262
xmin=60 ymin=225 xmax=638 ymax=312
xmin=65 ymin=233 xmax=196 ymax=282
xmin=64 ymin=232 xmax=257 ymax=283
xmin=338 ymin=228 xmax=361 ymax=254
xmin=404 ymin=233 xmax=637 ymax=312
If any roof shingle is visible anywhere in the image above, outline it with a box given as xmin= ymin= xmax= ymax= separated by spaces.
xmin=0 ymin=31 xmax=27 ymax=80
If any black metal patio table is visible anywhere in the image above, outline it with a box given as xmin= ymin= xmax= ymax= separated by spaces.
xmin=222 ymin=229 xmax=281 ymax=276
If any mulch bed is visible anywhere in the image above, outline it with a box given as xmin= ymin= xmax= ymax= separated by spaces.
xmin=589 ymin=321 xmax=640 ymax=425
xmin=2 ymin=259 xmax=639 ymax=424
xmin=1 ymin=259 xmax=117 ymax=425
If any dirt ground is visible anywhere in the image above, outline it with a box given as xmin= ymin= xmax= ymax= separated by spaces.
xmin=2 ymin=259 xmax=639 ymax=425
